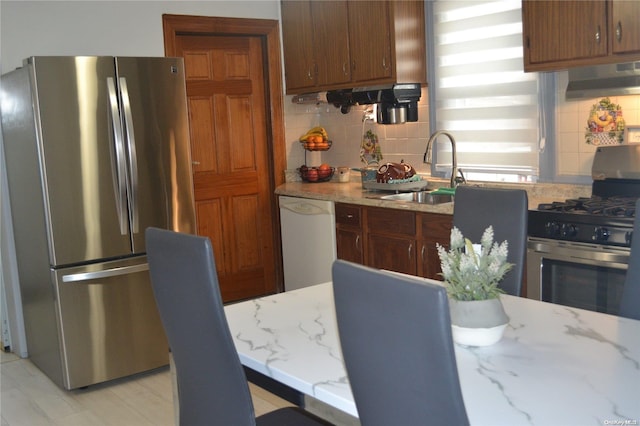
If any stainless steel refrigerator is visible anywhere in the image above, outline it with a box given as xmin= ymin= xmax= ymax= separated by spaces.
xmin=0 ymin=56 xmax=196 ymax=389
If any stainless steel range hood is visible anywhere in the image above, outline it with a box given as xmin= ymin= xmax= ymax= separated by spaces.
xmin=566 ymin=61 xmax=640 ymax=100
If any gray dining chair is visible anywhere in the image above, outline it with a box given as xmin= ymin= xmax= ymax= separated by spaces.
xmin=145 ymin=227 xmax=332 ymax=426
xmin=619 ymin=200 xmax=640 ymax=320
xmin=332 ymin=260 xmax=470 ymax=426
xmin=453 ymin=185 xmax=528 ymax=296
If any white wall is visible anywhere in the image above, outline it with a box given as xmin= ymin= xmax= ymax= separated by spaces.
xmin=0 ymin=0 xmax=280 ymax=356
xmin=1 ymin=0 xmax=280 ymax=74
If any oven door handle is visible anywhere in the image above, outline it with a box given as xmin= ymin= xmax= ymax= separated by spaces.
xmin=527 ymin=240 xmax=629 ymax=269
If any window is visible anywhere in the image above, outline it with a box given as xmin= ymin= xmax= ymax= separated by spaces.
xmin=428 ymin=0 xmax=543 ymax=183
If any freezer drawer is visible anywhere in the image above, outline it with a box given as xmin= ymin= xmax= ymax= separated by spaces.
xmin=52 ymin=258 xmax=168 ymax=389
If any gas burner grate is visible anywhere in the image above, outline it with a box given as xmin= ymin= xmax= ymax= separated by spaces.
xmin=537 ymin=196 xmax=637 ymax=217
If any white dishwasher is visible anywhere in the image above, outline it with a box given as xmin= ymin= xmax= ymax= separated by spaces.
xmin=279 ymin=196 xmax=337 ymax=291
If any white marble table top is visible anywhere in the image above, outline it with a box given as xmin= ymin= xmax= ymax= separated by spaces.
xmin=224 ymin=281 xmax=640 ymax=426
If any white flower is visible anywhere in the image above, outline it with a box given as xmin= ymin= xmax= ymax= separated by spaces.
xmin=437 ymin=226 xmax=514 ymax=301
xmin=481 ymin=226 xmax=494 ymax=248
xmin=450 ymin=227 xmax=464 ymax=250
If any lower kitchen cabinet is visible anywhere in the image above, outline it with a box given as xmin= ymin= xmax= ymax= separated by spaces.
xmin=365 ymin=207 xmax=417 ymax=275
xmin=335 ymin=203 xmax=364 ymax=264
xmin=417 ymin=212 xmax=453 ymax=280
xmin=335 ymin=203 xmax=452 ymax=280
xmin=336 ymin=228 xmax=364 ymax=265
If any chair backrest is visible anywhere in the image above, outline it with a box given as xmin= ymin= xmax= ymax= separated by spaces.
xmin=453 ymin=185 xmax=528 ymax=296
xmin=332 ymin=260 xmax=469 ymax=426
xmin=145 ymin=227 xmax=256 ymax=426
xmin=619 ymin=199 xmax=640 ymax=320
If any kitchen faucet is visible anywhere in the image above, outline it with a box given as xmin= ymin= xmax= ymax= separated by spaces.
xmin=423 ymin=130 xmax=466 ymax=188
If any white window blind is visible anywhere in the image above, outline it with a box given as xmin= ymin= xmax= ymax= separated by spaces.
xmin=431 ymin=0 xmax=540 ymax=182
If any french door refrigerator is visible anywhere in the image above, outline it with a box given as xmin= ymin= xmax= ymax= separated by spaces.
xmin=1 ymin=56 xmax=196 ymax=389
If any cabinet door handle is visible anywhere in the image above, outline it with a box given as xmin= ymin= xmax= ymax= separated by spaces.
xmin=382 ymin=57 xmax=389 ymax=71
xmin=343 ymin=62 xmax=349 ymax=76
xmin=421 ymin=244 xmax=426 ymax=262
xmin=595 ymin=25 xmax=601 ymax=43
xmin=616 ymin=21 xmax=622 ymax=42
xmin=307 ymin=68 xmax=313 ymax=80
xmin=408 ymin=243 xmax=413 ymax=260
xmin=355 ymin=235 xmax=361 ymax=251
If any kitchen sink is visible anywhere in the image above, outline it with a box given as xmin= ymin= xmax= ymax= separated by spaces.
xmin=379 ymin=191 xmax=454 ymax=205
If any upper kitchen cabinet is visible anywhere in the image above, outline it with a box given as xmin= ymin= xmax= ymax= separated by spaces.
xmin=347 ymin=1 xmax=393 ymax=83
xmin=280 ymin=1 xmax=316 ymax=91
xmin=522 ymin=0 xmax=640 ymax=72
xmin=610 ymin=0 xmax=640 ymax=55
xmin=280 ymin=0 xmax=427 ymax=94
xmin=281 ymin=1 xmax=351 ymax=92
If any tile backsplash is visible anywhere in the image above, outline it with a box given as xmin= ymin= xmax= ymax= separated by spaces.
xmin=283 ymin=80 xmax=640 ymax=182
xmin=555 ymin=72 xmax=640 ymax=177
xmin=284 ymin=87 xmax=432 ymax=176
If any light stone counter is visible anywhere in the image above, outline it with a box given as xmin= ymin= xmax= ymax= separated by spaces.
xmin=226 ymin=281 xmax=640 ymax=426
xmin=275 ymin=175 xmax=592 ymax=214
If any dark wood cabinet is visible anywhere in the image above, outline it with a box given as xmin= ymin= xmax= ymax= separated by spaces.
xmin=365 ymin=207 xmax=417 ymax=275
xmin=313 ymin=1 xmax=351 ymax=88
xmin=347 ymin=1 xmax=393 ymax=84
xmin=335 ymin=203 xmax=452 ymax=280
xmin=335 ymin=203 xmax=364 ymax=264
xmin=611 ymin=0 xmax=640 ymax=55
xmin=280 ymin=0 xmax=351 ymax=92
xmin=280 ymin=1 xmax=316 ymax=92
xmin=522 ymin=0 xmax=640 ymax=71
xmin=417 ymin=212 xmax=453 ymax=281
xmin=281 ymin=0 xmax=427 ymax=94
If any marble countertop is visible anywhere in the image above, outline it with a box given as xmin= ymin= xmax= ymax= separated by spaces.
xmin=275 ymin=176 xmax=592 ymax=214
xmin=225 ymin=282 xmax=640 ymax=425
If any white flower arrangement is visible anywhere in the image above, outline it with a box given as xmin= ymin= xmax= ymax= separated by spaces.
xmin=436 ymin=226 xmax=513 ymax=301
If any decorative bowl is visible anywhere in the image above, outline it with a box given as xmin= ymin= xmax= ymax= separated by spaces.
xmin=299 ymin=166 xmax=335 ymax=183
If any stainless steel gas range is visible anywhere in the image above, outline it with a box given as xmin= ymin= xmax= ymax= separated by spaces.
xmin=527 ymin=144 xmax=640 ymax=316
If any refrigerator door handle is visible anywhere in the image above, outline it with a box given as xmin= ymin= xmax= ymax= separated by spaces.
xmin=106 ymin=77 xmax=129 ymax=235
xmin=62 ymin=263 xmax=149 ymax=283
xmin=119 ymin=77 xmax=139 ymax=233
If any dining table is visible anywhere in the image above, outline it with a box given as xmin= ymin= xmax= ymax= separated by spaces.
xmin=224 ymin=280 xmax=640 ymax=426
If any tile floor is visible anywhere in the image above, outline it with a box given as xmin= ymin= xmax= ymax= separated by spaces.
xmin=0 ymin=350 xmax=293 ymax=426
xmin=0 ymin=350 xmax=359 ymax=426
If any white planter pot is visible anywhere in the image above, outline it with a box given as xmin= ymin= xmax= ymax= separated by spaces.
xmin=448 ymin=297 xmax=509 ymax=347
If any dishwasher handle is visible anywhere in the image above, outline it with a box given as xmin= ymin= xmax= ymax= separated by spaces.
xmin=280 ymin=201 xmax=333 ymax=215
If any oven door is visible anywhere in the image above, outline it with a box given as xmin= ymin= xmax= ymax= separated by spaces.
xmin=527 ymin=237 xmax=629 ymax=315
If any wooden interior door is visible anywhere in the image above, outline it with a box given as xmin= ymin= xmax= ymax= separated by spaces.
xmin=164 ymin=16 xmax=286 ymax=302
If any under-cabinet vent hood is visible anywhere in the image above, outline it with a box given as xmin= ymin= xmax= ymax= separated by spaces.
xmin=566 ymin=62 xmax=640 ymax=100
xmin=291 ymin=92 xmax=327 ymax=105
xmin=326 ymin=83 xmax=421 ymax=124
